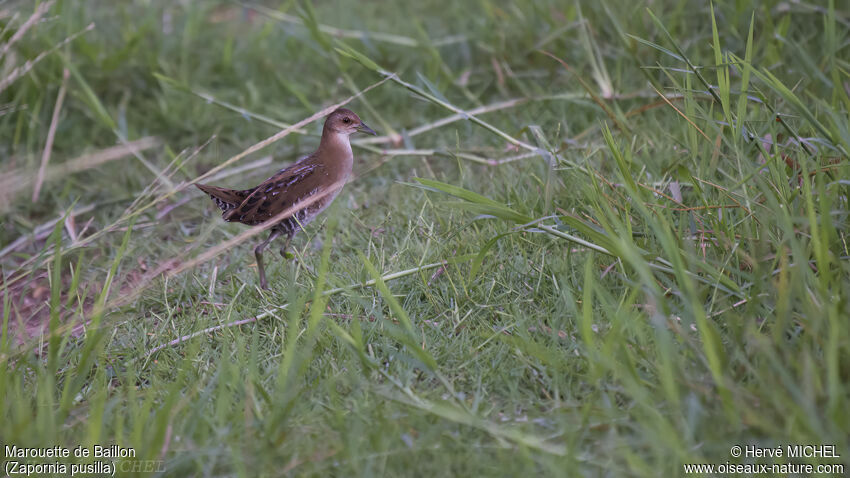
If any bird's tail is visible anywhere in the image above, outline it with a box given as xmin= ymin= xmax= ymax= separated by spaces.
xmin=195 ymin=183 xmax=255 ymax=216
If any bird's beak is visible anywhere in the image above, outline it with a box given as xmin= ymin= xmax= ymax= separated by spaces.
xmin=357 ymin=122 xmax=377 ymax=136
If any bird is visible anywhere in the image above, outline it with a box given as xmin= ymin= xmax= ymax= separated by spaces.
xmin=195 ymin=107 xmax=376 ymax=289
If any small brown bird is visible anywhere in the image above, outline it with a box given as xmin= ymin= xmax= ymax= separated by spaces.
xmin=196 ymin=108 xmax=376 ymax=289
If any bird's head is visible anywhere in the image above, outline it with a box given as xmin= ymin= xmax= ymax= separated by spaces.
xmin=324 ymin=108 xmax=376 ymax=136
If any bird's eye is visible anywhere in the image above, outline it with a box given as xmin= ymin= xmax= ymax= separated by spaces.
xmin=343 ymin=117 xmax=351 ymax=123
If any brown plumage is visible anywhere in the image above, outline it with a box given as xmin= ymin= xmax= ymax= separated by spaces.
xmin=196 ymin=108 xmax=376 ymax=289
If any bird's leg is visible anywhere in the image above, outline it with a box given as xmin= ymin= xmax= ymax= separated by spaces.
xmin=280 ymin=232 xmax=316 ymax=276
xmin=279 ymin=232 xmax=295 ymax=260
xmin=254 ymin=230 xmax=282 ymax=290
xmin=279 ymin=231 xmax=316 ymax=276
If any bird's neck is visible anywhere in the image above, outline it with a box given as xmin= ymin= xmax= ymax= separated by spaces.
xmin=317 ymin=128 xmax=354 ymax=178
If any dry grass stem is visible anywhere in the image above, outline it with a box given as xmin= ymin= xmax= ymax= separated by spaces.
xmin=32 ymin=68 xmax=70 ymax=202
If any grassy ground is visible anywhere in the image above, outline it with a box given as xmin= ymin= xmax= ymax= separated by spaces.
xmin=2 ymin=0 xmax=849 ymax=476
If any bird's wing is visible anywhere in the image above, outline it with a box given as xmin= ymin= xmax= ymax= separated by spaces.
xmin=223 ymin=160 xmax=325 ymax=225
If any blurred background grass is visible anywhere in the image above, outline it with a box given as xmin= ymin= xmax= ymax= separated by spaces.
xmin=1 ymin=0 xmax=849 ymax=476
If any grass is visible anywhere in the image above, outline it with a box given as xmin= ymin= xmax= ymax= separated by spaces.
xmin=1 ymin=0 xmax=849 ymax=476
